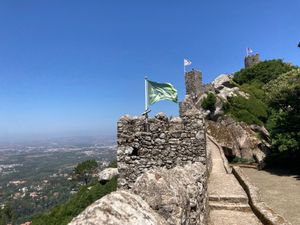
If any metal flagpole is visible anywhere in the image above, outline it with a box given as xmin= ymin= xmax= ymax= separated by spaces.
xmin=143 ymin=76 xmax=150 ymax=132
xmin=145 ymin=76 xmax=148 ymax=112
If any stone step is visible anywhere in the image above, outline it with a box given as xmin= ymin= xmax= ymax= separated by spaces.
xmin=209 ymin=209 xmax=263 ymax=225
xmin=209 ymin=202 xmax=251 ymax=212
xmin=209 ymin=195 xmax=248 ymax=204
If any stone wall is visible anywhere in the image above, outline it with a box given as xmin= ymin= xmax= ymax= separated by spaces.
xmin=117 ymin=109 xmax=206 ymax=189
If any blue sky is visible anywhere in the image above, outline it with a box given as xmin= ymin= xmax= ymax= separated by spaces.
xmin=0 ymin=0 xmax=300 ymax=140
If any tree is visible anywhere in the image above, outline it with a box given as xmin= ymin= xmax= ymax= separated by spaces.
xmin=0 ymin=203 xmax=14 ymax=225
xmin=265 ymin=69 xmax=300 ymax=112
xmin=201 ymin=92 xmax=216 ymax=112
xmin=74 ymin=160 xmax=98 ymax=185
xmin=265 ymin=69 xmax=300 ymax=168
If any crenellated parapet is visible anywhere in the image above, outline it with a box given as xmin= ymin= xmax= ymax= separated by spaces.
xmin=117 ymin=110 xmax=206 ymax=189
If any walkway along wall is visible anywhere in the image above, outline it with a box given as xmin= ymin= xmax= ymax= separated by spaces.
xmin=117 ymin=109 xmax=206 ymax=189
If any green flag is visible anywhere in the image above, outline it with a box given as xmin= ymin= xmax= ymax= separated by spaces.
xmin=147 ymin=80 xmax=178 ymax=105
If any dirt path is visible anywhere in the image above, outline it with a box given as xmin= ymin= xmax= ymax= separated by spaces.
xmin=207 ymin=137 xmax=262 ymax=225
xmin=243 ymin=168 xmax=300 ymax=225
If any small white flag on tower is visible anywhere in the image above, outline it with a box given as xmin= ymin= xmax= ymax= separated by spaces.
xmin=246 ymin=48 xmax=253 ymax=56
xmin=184 ymin=58 xmax=192 ymax=66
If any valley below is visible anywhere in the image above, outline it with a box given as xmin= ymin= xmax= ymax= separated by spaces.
xmin=0 ymin=136 xmax=117 ymax=224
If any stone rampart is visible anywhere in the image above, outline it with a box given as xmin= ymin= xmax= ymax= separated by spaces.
xmin=117 ymin=110 xmax=206 ymax=189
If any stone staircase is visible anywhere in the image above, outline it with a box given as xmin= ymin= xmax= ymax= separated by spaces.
xmin=207 ymin=137 xmax=262 ymax=225
xmin=209 ymin=195 xmax=251 ymax=212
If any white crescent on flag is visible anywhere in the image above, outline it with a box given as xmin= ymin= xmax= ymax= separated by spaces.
xmin=184 ymin=58 xmax=192 ymax=66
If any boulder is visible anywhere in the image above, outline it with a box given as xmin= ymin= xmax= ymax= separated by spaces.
xmin=212 ymin=74 xmax=234 ymax=90
xmin=68 ymin=190 xmax=168 ymax=225
xmin=98 ymin=168 xmax=118 ymax=182
xmin=211 ymin=74 xmax=249 ymax=100
xmin=132 ymin=162 xmax=208 ymax=225
xmin=207 ymin=116 xmax=270 ymax=168
xmin=218 ymin=87 xmax=239 ymax=99
xmin=250 ymin=124 xmax=270 ymax=142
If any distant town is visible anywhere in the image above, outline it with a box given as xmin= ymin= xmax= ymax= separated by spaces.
xmin=0 ymin=136 xmax=117 ymax=224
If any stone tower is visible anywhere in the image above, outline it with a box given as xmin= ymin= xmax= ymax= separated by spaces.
xmin=244 ymin=54 xmax=260 ymax=68
xmin=185 ymin=69 xmax=202 ymax=97
xmin=179 ymin=69 xmax=203 ymax=115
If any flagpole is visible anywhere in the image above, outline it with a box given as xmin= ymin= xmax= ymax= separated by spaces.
xmin=145 ymin=76 xmax=148 ymax=112
xmin=144 ymin=76 xmax=149 ymax=132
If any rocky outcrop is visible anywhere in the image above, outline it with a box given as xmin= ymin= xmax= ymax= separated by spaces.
xmin=200 ymin=74 xmax=270 ymax=167
xmin=97 ymin=168 xmax=118 ymax=183
xmin=68 ymin=190 xmax=168 ymax=225
xmin=212 ymin=74 xmax=249 ymax=100
xmin=207 ymin=116 xmax=270 ymax=168
xmin=132 ymin=162 xmax=208 ymax=225
xmin=212 ymin=74 xmax=235 ymax=90
xmin=68 ymin=162 xmax=209 ymax=225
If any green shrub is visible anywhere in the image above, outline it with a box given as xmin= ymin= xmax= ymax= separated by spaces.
xmin=31 ymin=177 xmax=117 ymax=225
xmin=108 ymin=159 xmax=117 ymax=168
xmin=239 ymin=81 xmax=265 ymax=100
xmin=74 ymin=160 xmax=98 ymax=185
xmin=234 ymin=59 xmax=295 ymax=85
xmin=231 ymin=156 xmax=255 ymax=164
xmin=201 ymin=93 xmax=216 ymax=112
xmin=225 ymin=95 xmax=268 ymax=125
xmin=228 ymin=109 xmax=262 ymax=125
xmin=264 ymin=70 xmax=300 ymax=167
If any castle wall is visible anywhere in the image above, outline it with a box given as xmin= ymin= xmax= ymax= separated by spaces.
xmin=117 ymin=110 xmax=206 ymax=189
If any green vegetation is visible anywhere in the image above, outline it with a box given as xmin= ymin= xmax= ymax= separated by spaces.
xmin=108 ymin=159 xmax=118 ymax=168
xmin=234 ymin=59 xmax=295 ymax=84
xmin=0 ymin=143 xmax=116 ymax=225
xmin=224 ymin=95 xmax=268 ymax=125
xmin=225 ymin=60 xmax=300 ymax=169
xmin=231 ymin=157 xmax=255 ymax=164
xmin=224 ymin=60 xmax=294 ymax=125
xmin=74 ymin=160 xmax=98 ymax=185
xmin=201 ymin=92 xmax=216 ymax=112
xmin=28 ymin=159 xmax=118 ymax=225
xmin=31 ymin=177 xmax=117 ymax=225
xmin=0 ymin=204 xmax=14 ymax=225
xmin=264 ymin=69 xmax=300 ymax=168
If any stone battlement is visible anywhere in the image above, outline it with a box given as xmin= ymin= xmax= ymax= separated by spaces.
xmin=117 ymin=110 xmax=206 ymax=189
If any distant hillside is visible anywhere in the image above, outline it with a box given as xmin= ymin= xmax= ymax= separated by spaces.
xmin=31 ymin=177 xmax=117 ymax=225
